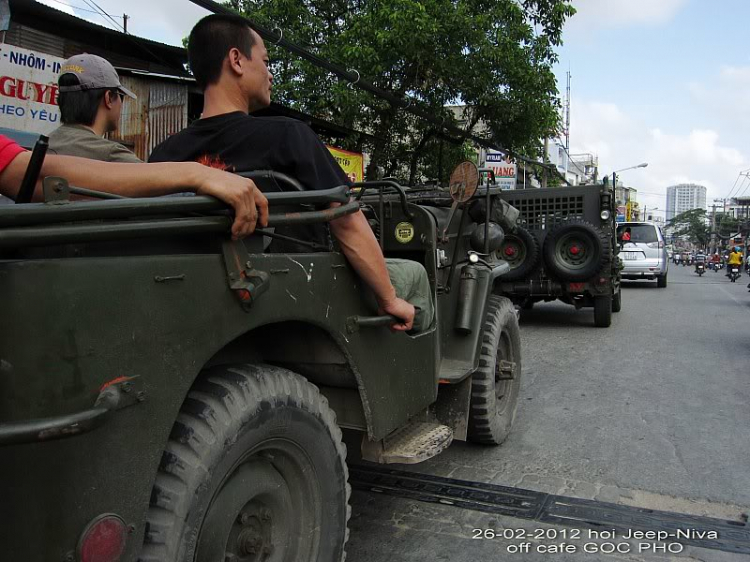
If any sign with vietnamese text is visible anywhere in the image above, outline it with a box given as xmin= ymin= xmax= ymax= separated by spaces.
xmin=0 ymin=45 xmax=63 ymax=135
xmin=484 ymin=151 xmax=516 ymax=190
xmin=327 ymin=145 xmax=364 ymax=183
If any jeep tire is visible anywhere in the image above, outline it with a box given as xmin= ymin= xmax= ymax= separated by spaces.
xmin=467 ymin=295 xmax=522 ymax=445
xmin=594 ymin=296 xmax=612 ymax=327
xmin=612 ymin=287 xmax=622 ymax=313
xmin=140 ymin=364 xmax=350 ymax=562
xmin=543 ymin=220 xmax=609 ymax=282
xmin=496 ymin=226 xmax=540 ymax=281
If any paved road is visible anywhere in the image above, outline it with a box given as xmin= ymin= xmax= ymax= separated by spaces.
xmin=346 ymin=265 xmax=750 ymax=561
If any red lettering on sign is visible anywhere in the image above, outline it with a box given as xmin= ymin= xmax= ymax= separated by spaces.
xmin=0 ymin=76 xmax=60 ymax=105
xmin=0 ymin=76 xmax=16 ymax=98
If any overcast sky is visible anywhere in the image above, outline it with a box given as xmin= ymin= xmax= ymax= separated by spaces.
xmin=38 ymin=0 xmax=750 ymax=211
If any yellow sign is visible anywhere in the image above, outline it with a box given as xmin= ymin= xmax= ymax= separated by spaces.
xmin=394 ymin=222 xmax=415 ymax=244
xmin=327 ymin=146 xmax=364 ymax=183
xmin=626 ymin=201 xmax=632 ymax=221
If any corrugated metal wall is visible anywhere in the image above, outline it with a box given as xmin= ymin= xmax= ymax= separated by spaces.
xmin=5 ymin=22 xmax=65 ymax=57
xmin=116 ymin=75 xmax=188 ymax=161
xmin=146 ymin=80 xmax=188 ymax=157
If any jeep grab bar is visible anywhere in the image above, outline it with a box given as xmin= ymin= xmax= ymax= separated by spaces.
xmin=0 ymin=185 xmax=351 ymax=228
xmin=353 ymin=180 xmax=413 ymax=220
xmin=0 ymin=201 xmax=361 ymax=249
xmin=345 ymin=314 xmax=400 ymax=333
xmin=0 ymin=377 xmax=141 ymax=446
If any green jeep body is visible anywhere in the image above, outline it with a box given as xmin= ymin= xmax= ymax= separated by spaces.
xmin=0 ymin=173 xmax=521 ymax=561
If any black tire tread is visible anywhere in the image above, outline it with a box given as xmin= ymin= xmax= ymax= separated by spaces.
xmin=498 ymin=226 xmax=540 ymax=281
xmin=467 ymin=295 xmax=522 ymax=445
xmin=612 ymin=287 xmax=622 ymax=313
xmin=139 ymin=364 xmax=350 ymax=562
xmin=594 ymin=296 xmax=612 ymax=327
xmin=542 ymin=219 xmax=610 ymax=282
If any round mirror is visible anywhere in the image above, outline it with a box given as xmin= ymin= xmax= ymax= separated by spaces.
xmin=449 ymin=161 xmax=479 ymax=203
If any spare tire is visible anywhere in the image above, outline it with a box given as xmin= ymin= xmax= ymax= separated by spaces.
xmin=542 ymin=220 xmax=609 ymax=281
xmin=495 ymin=226 xmax=540 ymax=281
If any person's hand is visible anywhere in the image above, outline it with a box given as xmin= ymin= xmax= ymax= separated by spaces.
xmin=195 ymin=166 xmax=269 ymax=239
xmin=378 ymin=296 xmax=415 ymax=332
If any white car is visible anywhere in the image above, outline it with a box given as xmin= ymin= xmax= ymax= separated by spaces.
xmin=617 ymin=222 xmax=669 ymax=287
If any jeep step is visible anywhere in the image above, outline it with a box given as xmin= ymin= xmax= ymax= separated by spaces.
xmin=361 ymin=422 xmax=453 ymax=464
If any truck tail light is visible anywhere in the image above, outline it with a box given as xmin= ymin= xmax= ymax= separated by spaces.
xmin=78 ymin=515 xmax=127 ymax=562
xmin=646 ymin=241 xmax=664 ymax=249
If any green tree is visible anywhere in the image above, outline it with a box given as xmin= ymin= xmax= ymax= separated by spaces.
xmin=225 ymin=0 xmax=575 ymax=183
xmin=716 ymin=212 xmax=741 ymax=239
xmin=667 ymin=209 xmax=709 ymax=247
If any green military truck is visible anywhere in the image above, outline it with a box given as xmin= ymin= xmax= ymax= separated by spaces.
xmin=0 ymin=160 xmax=521 ymax=562
xmin=492 ymin=183 xmax=621 ymax=327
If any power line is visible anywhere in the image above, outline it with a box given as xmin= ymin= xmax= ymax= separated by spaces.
xmin=42 ymin=0 xmax=109 ymax=15
xmin=81 ymin=0 xmax=125 ymax=32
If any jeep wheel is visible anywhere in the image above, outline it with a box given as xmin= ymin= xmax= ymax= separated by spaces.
xmin=657 ymin=274 xmax=668 ymax=288
xmin=140 ymin=364 xmax=350 ymax=562
xmin=467 ymin=295 xmax=522 ymax=445
xmin=594 ymin=296 xmax=612 ymax=327
xmin=496 ymin=226 xmax=540 ymax=281
xmin=543 ymin=220 xmax=609 ymax=282
xmin=612 ymin=287 xmax=622 ymax=313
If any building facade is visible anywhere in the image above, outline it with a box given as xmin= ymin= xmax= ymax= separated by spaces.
xmin=665 ymin=184 xmax=707 ymax=221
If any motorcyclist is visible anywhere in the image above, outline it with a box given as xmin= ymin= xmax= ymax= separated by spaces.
xmin=694 ymin=252 xmax=706 ymax=273
xmin=726 ymin=247 xmax=742 ymax=277
xmin=709 ymin=252 xmax=721 ymax=270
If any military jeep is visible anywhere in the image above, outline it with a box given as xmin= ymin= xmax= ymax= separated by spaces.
xmin=492 ymin=183 xmax=621 ymax=327
xmin=0 ymin=159 xmax=521 ymax=561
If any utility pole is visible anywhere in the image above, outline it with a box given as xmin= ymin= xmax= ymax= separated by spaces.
xmin=123 ymin=13 xmax=129 ymax=34
xmin=711 ymin=198 xmax=725 ymax=254
xmin=541 ymin=138 xmax=548 ymax=188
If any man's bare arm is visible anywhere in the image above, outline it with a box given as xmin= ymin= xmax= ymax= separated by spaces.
xmin=0 ymin=153 xmax=268 ymax=239
xmin=329 ymin=208 xmax=416 ymax=331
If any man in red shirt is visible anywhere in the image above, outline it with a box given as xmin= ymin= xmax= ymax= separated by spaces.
xmin=0 ymin=135 xmax=267 ymax=239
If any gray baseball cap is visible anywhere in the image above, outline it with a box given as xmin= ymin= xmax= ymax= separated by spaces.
xmin=58 ymin=54 xmax=136 ymax=99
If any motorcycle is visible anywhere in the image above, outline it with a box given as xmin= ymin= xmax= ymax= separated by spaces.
xmin=696 ymin=263 xmax=705 ymax=276
xmin=729 ymin=266 xmax=741 ymax=282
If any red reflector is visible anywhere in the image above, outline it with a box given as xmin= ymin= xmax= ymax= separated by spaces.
xmin=504 ymin=246 xmax=515 ymax=256
xmin=570 ymin=245 xmax=580 ymax=255
xmin=237 ymin=289 xmax=252 ymax=301
xmin=79 ymin=515 xmax=126 ymax=562
xmin=569 ymin=282 xmax=585 ymax=291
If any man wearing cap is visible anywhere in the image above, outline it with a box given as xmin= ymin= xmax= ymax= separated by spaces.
xmin=48 ymin=54 xmax=141 ymax=163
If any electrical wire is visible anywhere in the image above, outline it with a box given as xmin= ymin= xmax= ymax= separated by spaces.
xmin=42 ymin=0 xmax=111 ymax=15
xmin=80 ymin=0 xmax=125 ymax=32
xmin=554 ymin=137 xmax=589 ymax=178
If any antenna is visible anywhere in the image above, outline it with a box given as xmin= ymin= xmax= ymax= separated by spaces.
xmin=565 ymin=70 xmax=571 ymax=151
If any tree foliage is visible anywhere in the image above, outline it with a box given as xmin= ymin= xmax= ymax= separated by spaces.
xmin=224 ymin=0 xmax=575 ymax=183
xmin=667 ymin=209 xmax=709 ymax=247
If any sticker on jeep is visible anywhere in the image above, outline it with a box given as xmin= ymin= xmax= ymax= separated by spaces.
xmin=395 ymin=222 xmax=415 ymax=244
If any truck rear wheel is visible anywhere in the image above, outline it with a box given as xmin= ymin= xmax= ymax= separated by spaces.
xmin=594 ymin=296 xmax=612 ymax=327
xmin=140 ymin=364 xmax=350 ymax=562
xmin=467 ymin=295 xmax=522 ymax=445
xmin=612 ymin=287 xmax=622 ymax=313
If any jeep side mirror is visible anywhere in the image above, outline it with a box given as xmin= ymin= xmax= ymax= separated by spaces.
xmin=448 ymin=161 xmax=479 ymax=203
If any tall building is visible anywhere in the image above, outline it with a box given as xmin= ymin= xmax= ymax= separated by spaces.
xmin=665 ymin=184 xmax=707 ymax=221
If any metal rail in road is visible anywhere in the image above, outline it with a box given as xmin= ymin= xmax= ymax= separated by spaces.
xmin=350 ymin=464 xmax=750 ymax=555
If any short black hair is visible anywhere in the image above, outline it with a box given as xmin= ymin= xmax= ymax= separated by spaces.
xmin=188 ymin=14 xmax=256 ymax=89
xmin=58 ymin=73 xmax=116 ymax=126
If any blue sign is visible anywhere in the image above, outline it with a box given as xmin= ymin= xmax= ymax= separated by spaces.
xmin=616 ymin=215 xmax=626 ymax=222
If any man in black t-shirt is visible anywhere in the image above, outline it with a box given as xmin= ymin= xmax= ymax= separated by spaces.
xmin=151 ymin=14 xmax=419 ymax=331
